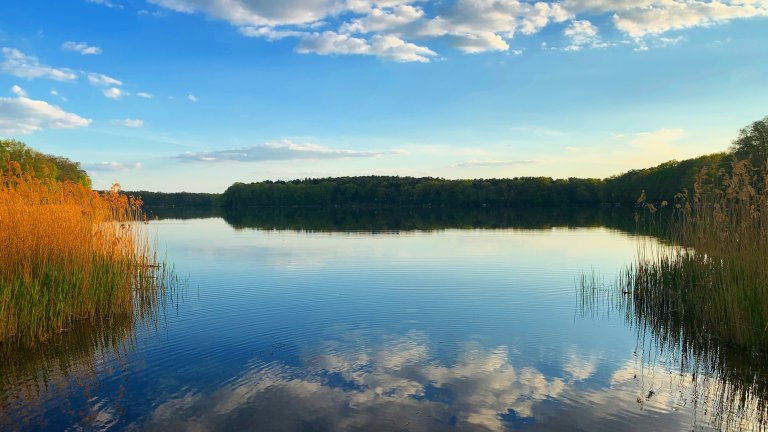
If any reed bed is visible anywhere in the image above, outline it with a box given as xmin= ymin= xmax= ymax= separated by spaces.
xmin=580 ymin=260 xmax=768 ymax=431
xmin=579 ymin=158 xmax=768 ymax=430
xmin=0 ymin=161 xmax=169 ymax=344
xmin=631 ymin=159 xmax=768 ymax=353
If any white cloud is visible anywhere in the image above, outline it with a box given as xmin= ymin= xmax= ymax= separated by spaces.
xmin=0 ymin=48 xmax=78 ymax=81
xmin=563 ymin=19 xmax=607 ymax=51
xmin=370 ymin=34 xmax=436 ymax=62
xmin=452 ymin=32 xmax=510 ymax=54
xmin=49 ymin=88 xmax=68 ymax=102
xmin=61 ymin=41 xmax=103 ymax=55
xmin=111 ymin=118 xmax=144 ymax=127
xmin=103 ymin=87 xmax=126 ymax=99
xmin=144 ymin=0 xmax=567 ymax=57
xmin=561 ymin=0 xmax=655 ymax=14
xmin=658 ymin=36 xmax=685 ymax=47
xmin=340 ymin=4 xmax=424 ymax=34
xmin=83 ymin=161 xmax=143 ymax=172
xmin=239 ymin=26 xmax=304 ymax=40
xmin=0 ymin=91 xmax=91 ymax=134
xmin=344 ymin=0 xmax=418 ymax=14
xmin=419 ymin=0 xmax=570 ymax=53
xmin=143 ymin=0 xmax=768 ymax=59
xmin=612 ymin=1 xmax=768 ymax=38
xmin=297 ymin=31 xmax=371 ymax=56
xmin=10 ymin=85 xmax=27 ymax=97
xmin=187 ymin=93 xmax=199 ymax=102
xmin=297 ymin=31 xmax=436 ymax=62
xmin=86 ymin=72 xmax=123 ymax=87
xmin=147 ymin=0 xmax=341 ymax=27
xmin=176 ymin=139 xmax=405 ymax=162
xmin=137 ymin=91 xmax=154 ymax=99
xmin=85 ymin=0 xmax=124 ymax=9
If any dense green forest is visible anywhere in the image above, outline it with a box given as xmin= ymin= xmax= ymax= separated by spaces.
xmin=1 ymin=139 xmax=91 ymax=187
xmin=129 ymin=191 xmax=219 ymax=208
xmin=216 ymin=116 xmax=765 ymax=209
xmin=217 ymin=152 xmax=730 ymax=209
xmin=129 ymin=151 xmax=731 ymax=209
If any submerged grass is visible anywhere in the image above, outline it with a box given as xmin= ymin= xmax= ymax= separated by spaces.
xmin=0 ymin=160 xmax=171 ymax=344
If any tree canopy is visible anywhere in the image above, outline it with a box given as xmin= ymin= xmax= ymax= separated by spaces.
xmin=0 ymin=139 xmax=91 ymax=187
xmin=731 ymin=116 xmax=768 ymax=170
xmin=217 ymin=152 xmax=734 ymax=209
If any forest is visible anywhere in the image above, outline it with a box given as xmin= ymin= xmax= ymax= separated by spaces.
xmin=214 ymin=116 xmax=766 ymax=209
xmin=127 ymin=152 xmax=729 ymax=209
xmin=213 ymin=152 xmax=732 ymax=209
xmin=0 ymin=140 xmax=91 ymax=187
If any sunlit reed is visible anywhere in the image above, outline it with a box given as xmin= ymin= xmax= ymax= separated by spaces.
xmin=0 ymin=160 xmax=171 ymax=344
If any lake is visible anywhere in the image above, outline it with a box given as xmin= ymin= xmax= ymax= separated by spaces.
xmin=1 ymin=209 xmax=765 ymax=431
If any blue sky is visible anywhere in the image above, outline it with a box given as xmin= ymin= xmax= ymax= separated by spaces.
xmin=0 ymin=0 xmax=766 ymax=192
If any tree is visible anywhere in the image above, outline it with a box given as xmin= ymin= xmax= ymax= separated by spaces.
xmin=0 ymin=139 xmax=91 ymax=187
xmin=731 ymin=115 xmax=768 ymax=170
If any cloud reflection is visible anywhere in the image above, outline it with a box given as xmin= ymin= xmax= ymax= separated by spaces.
xmin=142 ymin=332 xmax=566 ymax=431
xmin=138 ymin=330 xmax=762 ymax=431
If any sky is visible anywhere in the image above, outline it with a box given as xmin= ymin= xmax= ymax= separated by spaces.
xmin=0 ymin=0 xmax=766 ymax=192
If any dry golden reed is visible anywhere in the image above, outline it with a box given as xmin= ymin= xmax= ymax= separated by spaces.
xmin=0 ymin=160 xmax=165 ymax=344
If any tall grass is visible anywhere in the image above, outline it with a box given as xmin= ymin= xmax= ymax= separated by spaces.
xmin=580 ymin=158 xmax=768 ymax=430
xmin=0 ymin=160 xmax=170 ymax=344
xmin=631 ymin=159 xmax=768 ymax=352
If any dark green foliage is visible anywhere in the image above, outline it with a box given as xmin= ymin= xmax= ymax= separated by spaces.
xmin=600 ymin=153 xmax=729 ymax=204
xmin=0 ymin=139 xmax=91 ymax=187
xmin=219 ymin=116 xmax=768 ymax=208
xmin=731 ymin=115 xmax=768 ymax=170
xmin=128 ymin=191 xmax=221 ymax=209
xmin=221 ymin=176 xmax=606 ymax=208
xmin=219 ymin=154 xmax=728 ymax=209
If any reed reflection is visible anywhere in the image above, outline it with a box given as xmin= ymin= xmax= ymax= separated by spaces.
xmin=580 ymin=276 xmax=768 ymax=431
xmin=0 ymin=271 xmax=179 ymax=431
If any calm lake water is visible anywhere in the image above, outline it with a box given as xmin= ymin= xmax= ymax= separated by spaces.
xmin=1 ymin=210 xmax=765 ymax=431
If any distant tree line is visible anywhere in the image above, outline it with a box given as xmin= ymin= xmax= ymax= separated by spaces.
xmin=127 ymin=191 xmax=219 ymax=209
xmin=217 ymin=152 xmax=733 ymax=209
xmin=217 ymin=116 xmax=767 ymax=209
xmin=1 ymin=139 xmax=90 ymax=187
xmin=221 ymin=176 xmax=603 ymax=208
xmin=601 ymin=153 xmax=730 ymax=204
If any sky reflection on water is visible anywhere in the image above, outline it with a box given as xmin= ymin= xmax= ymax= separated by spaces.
xmin=2 ymin=215 xmax=764 ymax=431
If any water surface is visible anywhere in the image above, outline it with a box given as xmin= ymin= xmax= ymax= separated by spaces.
xmin=1 ymin=210 xmax=764 ymax=431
